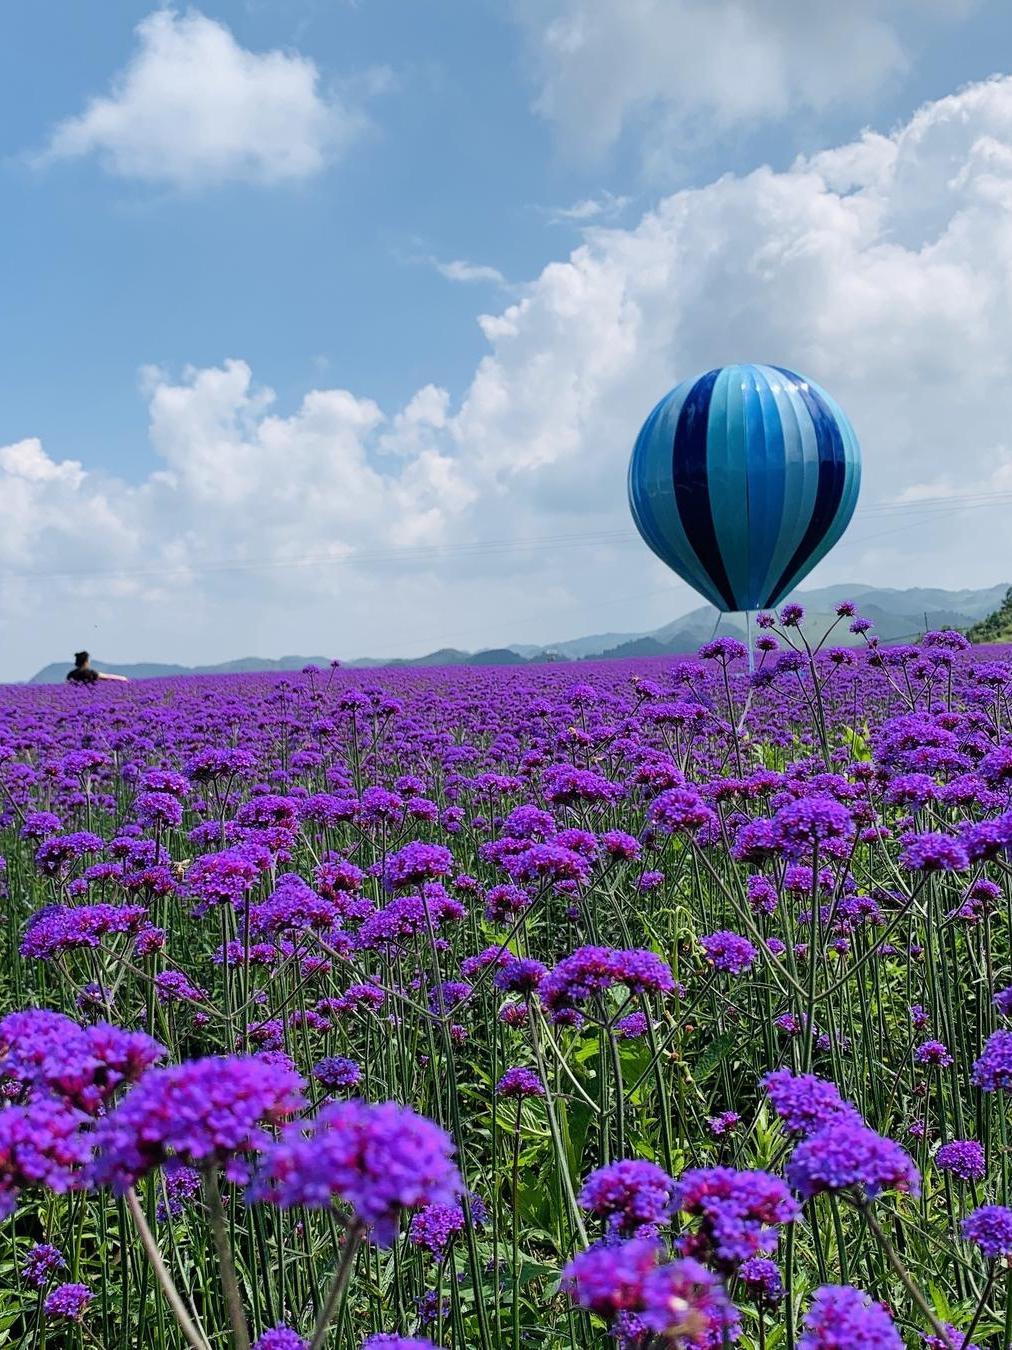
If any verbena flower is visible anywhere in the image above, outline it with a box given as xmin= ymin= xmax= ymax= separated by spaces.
xmin=155 ymin=970 xmax=208 ymax=1005
xmin=921 ymin=1326 xmax=980 ymax=1350
xmin=0 ymin=1098 xmax=92 ymax=1216
xmin=934 ymin=1139 xmax=985 ymax=1182
xmin=539 ymin=946 xmax=675 ymax=1021
xmin=639 ymin=1257 xmax=741 ymax=1343
xmin=798 ymin=1286 xmax=901 ymax=1348
xmin=674 ymin=1167 xmax=799 ymax=1266
xmin=155 ymin=1163 xmax=202 ymax=1221
xmin=787 ymin=1121 xmax=919 ymax=1201
xmin=493 ymin=957 xmax=548 ymax=994
xmin=899 ymin=832 xmax=969 ymax=872
xmin=250 ymin=1099 xmax=460 ymax=1245
xmin=361 ymin=1337 xmax=442 ymax=1349
xmin=252 ymin=1327 xmax=308 ymax=1350
xmin=914 ymin=1040 xmax=953 ymax=1068
xmin=762 ymin=1069 xmax=859 ymax=1137
xmin=973 ymin=1030 xmax=1012 ymax=1090
xmin=312 ymin=1057 xmax=362 ymax=1092
xmin=0 ymin=1008 xmax=163 ymax=1114
xmin=408 ymin=1201 xmax=469 ymax=1258
xmin=248 ymin=874 xmax=341 ymax=939
xmin=962 ymin=1204 xmax=1012 ymax=1259
xmin=707 ymin=1112 xmax=741 ymax=1136
xmin=648 ymin=788 xmax=717 ymax=836
xmin=700 ymin=931 xmax=757 ymax=976
xmin=21 ymin=1242 xmax=66 ymax=1288
xmin=738 ymin=1256 xmax=783 ymax=1307
xmin=579 ymin=1160 xmax=677 ymax=1236
xmin=21 ymin=904 xmax=149 ymax=960
xmin=561 ymin=1238 xmax=661 ymax=1317
xmin=91 ymin=1056 xmax=305 ymax=1190
xmin=495 ymin=1067 xmax=544 ymax=1098
xmin=772 ymin=797 xmax=854 ymax=853
xmin=43 ymin=1282 xmax=93 ymax=1322
xmin=382 ymin=842 xmax=453 ymax=893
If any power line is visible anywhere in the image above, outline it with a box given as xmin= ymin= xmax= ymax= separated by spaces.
xmin=1 ymin=487 xmax=1009 ymax=585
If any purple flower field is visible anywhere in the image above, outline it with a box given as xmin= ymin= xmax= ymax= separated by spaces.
xmin=2 ymin=608 xmax=1012 ymax=1347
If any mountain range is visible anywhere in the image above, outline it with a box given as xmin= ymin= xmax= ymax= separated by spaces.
xmin=26 ymin=582 xmax=1009 ymax=683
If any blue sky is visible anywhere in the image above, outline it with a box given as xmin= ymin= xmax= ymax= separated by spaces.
xmin=2 ymin=2 xmax=1012 ymax=677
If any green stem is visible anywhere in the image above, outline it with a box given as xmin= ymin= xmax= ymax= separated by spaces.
xmin=125 ymin=1188 xmax=208 ymax=1350
xmin=203 ymin=1168 xmax=250 ymax=1350
xmin=309 ymin=1221 xmax=365 ymax=1350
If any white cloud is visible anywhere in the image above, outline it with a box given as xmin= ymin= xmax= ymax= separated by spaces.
xmin=39 ymin=7 xmax=375 ymax=187
xmin=8 ymin=75 xmax=1012 ymax=676
xmin=430 ymin=258 xmax=509 ymax=286
xmin=511 ymin=0 xmax=979 ymax=163
xmin=548 ymin=191 xmax=632 ymax=224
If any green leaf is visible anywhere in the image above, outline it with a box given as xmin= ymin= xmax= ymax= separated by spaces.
xmin=691 ymin=1030 xmax=737 ymax=1082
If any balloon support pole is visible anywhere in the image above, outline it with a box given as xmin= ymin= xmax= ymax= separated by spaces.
xmin=745 ymin=610 xmax=755 ymax=675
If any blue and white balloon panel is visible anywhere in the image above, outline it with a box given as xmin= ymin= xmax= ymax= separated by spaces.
xmin=628 ymin=364 xmax=861 ymax=613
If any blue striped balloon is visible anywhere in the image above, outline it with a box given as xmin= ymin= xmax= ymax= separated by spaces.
xmin=628 ymin=364 xmax=861 ymax=613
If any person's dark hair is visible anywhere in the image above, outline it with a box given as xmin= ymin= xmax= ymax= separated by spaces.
xmin=74 ymin=651 xmax=89 ymax=668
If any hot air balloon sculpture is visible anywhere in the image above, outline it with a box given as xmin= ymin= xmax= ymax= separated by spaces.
xmin=628 ymin=365 xmax=860 ymax=614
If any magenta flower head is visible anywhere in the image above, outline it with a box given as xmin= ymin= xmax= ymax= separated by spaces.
xmin=561 ymin=1238 xmax=660 ymax=1317
xmin=934 ymin=1139 xmax=985 ymax=1182
xmin=253 ymin=1328 xmax=308 ymax=1350
xmin=648 ymin=788 xmax=717 ymax=836
xmin=674 ymin=1167 xmax=799 ymax=1267
xmin=914 ymin=1040 xmax=953 ymax=1069
xmin=973 ymin=1030 xmax=1012 ymax=1091
xmin=539 ymin=946 xmax=675 ymax=1022
xmin=708 ymin=1111 xmax=741 ymax=1136
xmin=494 ymin=957 xmax=548 ymax=995
xmin=738 ymin=1256 xmax=784 ymax=1308
xmin=21 ymin=903 xmax=149 ymax=960
xmin=312 ymin=1058 xmax=362 ymax=1093
xmin=21 ymin=1242 xmax=66 ymax=1288
xmin=0 ymin=1008 xmax=163 ymax=1114
xmin=700 ymin=931 xmax=757 ymax=976
xmin=747 ymin=875 xmax=778 ymax=915
xmin=247 ymin=874 xmax=341 ymax=940
xmin=250 ymin=1099 xmax=461 ymax=1245
xmin=922 ymin=1328 xmax=980 ymax=1350
xmin=495 ymin=1067 xmax=544 ymax=1099
xmin=362 ymin=1337 xmax=442 ymax=1349
xmin=43 ymin=1282 xmax=93 ymax=1323
xmin=91 ymin=1056 xmax=305 ymax=1190
xmin=787 ymin=1121 xmax=919 ymax=1201
xmin=962 ymin=1204 xmax=1012 ymax=1259
xmin=899 ymin=832 xmax=969 ymax=873
xmin=773 ymin=796 xmax=854 ymax=854
xmin=408 ymin=1202 xmax=466 ymax=1258
xmin=579 ymin=1159 xmax=677 ymax=1236
xmin=799 ymin=1286 xmax=902 ymax=1349
xmin=699 ymin=637 xmax=748 ymax=664
xmin=763 ymin=1073 xmax=849 ymax=1139
xmin=0 ymin=1097 xmax=93 ymax=1217
xmin=639 ymin=1257 xmax=740 ymax=1343
xmin=383 ymin=842 xmax=453 ymax=890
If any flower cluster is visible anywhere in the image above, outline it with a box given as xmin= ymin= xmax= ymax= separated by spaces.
xmin=250 ymin=1099 xmax=461 ymax=1244
xmin=91 ymin=1056 xmax=305 ymax=1189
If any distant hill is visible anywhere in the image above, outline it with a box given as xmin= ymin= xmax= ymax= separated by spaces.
xmin=587 ymin=583 xmax=1009 ymax=660
xmin=967 ymin=587 xmax=1012 ymax=644
xmin=29 ymin=655 xmax=336 ymax=684
xmin=27 ymin=582 xmax=1009 ymax=682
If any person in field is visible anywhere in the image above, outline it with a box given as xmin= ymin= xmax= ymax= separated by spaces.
xmin=66 ymin=651 xmax=128 ymax=685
